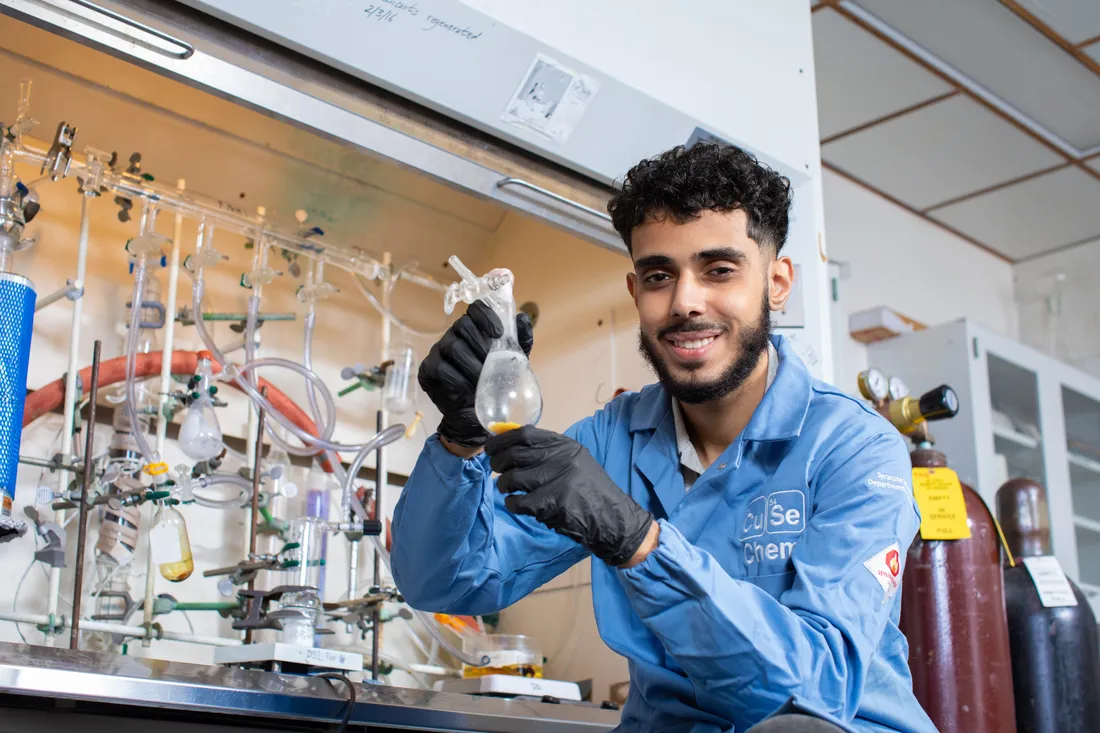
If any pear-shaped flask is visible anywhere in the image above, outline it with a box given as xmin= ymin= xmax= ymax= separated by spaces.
xmin=444 ymin=255 xmax=542 ymax=434
xmin=178 ymin=353 xmax=223 ymax=460
xmin=178 ymin=394 xmax=222 ymax=460
xmin=476 ymin=342 xmax=542 ymax=434
xmin=472 ymin=285 xmax=541 ymax=434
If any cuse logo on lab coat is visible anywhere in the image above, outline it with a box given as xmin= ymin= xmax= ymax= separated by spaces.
xmin=741 ymin=490 xmax=807 ymax=565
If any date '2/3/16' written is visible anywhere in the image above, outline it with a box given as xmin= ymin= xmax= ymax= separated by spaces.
xmin=364 ymin=5 xmax=397 ymax=22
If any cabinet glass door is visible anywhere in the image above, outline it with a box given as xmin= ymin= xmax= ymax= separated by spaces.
xmin=1062 ymin=386 xmax=1100 ymax=612
xmin=987 ymin=353 xmax=1047 ymax=487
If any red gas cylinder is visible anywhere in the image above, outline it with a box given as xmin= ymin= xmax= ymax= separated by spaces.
xmin=899 ymin=447 xmax=1017 ymax=733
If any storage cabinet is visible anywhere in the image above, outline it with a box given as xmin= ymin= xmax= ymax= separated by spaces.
xmin=868 ymin=319 xmax=1100 ymax=615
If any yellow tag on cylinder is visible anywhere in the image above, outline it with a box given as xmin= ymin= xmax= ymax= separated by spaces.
xmin=911 ymin=467 xmax=971 ymax=540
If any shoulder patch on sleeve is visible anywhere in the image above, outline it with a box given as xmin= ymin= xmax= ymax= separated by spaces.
xmin=866 ymin=471 xmax=909 ymax=492
xmin=863 ymin=542 xmax=902 ymax=600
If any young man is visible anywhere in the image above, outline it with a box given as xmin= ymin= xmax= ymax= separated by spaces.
xmin=391 ymin=143 xmax=936 ymax=733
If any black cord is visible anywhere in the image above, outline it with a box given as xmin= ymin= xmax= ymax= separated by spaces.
xmin=315 ymin=672 xmax=356 ymax=733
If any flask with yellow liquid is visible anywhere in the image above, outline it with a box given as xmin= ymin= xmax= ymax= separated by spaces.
xmin=150 ymin=504 xmax=194 ymax=582
xmin=443 ymin=255 xmax=542 ymax=435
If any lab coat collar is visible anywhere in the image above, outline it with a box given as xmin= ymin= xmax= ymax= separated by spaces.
xmin=628 ymin=334 xmax=811 ymax=442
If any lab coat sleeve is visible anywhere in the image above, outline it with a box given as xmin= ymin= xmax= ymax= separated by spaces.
xmin=620 ymin=430 xmax=920 ymax=728
xmin=391 ymin=415 xmax=607 ymax=615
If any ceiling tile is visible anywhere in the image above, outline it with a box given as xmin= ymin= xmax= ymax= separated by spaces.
xmin=1089 ymin=157 xmax=1100 ymax=175
xmin=854 ymin=0 xmax=1100 ymax=150
xmin=930 ymin=167 xmax=1100 ymax=259
xmin=1087 ymin=42 xmax=1100 ymax=64
xmin=822 ymin=95 xmax=1062 ymax=209
xmin=1015 ymin=0 xmax=1100 ymax=45
xmin=813 ymin=10 xmax=954 ymax=139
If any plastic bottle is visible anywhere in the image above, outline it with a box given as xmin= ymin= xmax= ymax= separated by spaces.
xmin=151 ymin=505 xmax=194 ymax=582
xmin=443 ymin=255 xmax=541 ymax=433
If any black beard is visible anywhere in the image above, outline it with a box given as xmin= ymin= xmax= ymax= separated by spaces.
xmin=638 ymin=295 xmax=772 ymax=405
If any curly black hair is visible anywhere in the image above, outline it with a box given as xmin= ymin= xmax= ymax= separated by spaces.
xmin=607 ymin=142 xmax=792 ymax=255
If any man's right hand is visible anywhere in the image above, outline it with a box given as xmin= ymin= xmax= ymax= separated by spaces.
xmin=418 ymin=300 xmax=533 ymax=454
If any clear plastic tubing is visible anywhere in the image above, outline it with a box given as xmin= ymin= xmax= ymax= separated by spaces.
xmin=191 ymin=278 xmax=343 ymax=452
xmin=125 ymin=256 xmax=157 ymax=465
xmin=302 ymin=310 xmax=325 ymax=436
xmin=226 ymin=359 xmax=357 ymax=452
xmin=352 ymin=272 xmax=445 ymax=339
xmin=339 ymin=423 xmax=406 ymax=518
xmin=301 ymin=308 xmax=347 ymax=487
xmin=245 ymin=293 xmax=328 ymax=458
xmin=189 ymin=259 xmax=398 ymax=457
xmin=193 ymin=472 xmax=254 ymax=509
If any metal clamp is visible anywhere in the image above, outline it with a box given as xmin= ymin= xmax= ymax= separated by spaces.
xmin=63 ymin=0 xmax=195 ymax=59
xmin=495 ymin=178 xmax=612 ymax=223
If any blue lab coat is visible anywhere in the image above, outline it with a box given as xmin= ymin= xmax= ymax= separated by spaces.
xmin=392 ymin=335 xmax=938 ymax=733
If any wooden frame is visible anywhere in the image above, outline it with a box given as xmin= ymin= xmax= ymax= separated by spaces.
xmin=998 ymin=0 xmax=1100 ymax=79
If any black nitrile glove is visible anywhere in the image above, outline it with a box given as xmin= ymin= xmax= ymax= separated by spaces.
xmin=486 ymin=426 xmax=654 ymax=567
xmin=418 ymin=300 xmax=533 ymax=448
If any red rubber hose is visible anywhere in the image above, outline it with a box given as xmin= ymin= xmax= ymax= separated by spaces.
xmin=22 ymin=349 xmax=335 ymax=472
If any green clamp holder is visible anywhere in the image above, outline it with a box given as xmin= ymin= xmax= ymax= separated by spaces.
xmin=258 ymin=506 xmax=290 ymax=537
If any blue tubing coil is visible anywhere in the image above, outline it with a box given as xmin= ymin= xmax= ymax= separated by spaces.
xmin=0 ymin=273 xmax=35 ymax=514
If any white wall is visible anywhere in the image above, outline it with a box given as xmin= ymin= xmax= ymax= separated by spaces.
xmin=823 ymin=170 xmax=1019 ymax=394
xmin=1012 ymin=238 xmax=1100 ymax=378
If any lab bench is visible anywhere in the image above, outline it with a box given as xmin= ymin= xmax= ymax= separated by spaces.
xmin=0 ymin=642 xmax=620 ymax=732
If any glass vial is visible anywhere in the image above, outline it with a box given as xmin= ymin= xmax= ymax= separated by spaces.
xmin=382 ymin=344 xmax=416 ymax=415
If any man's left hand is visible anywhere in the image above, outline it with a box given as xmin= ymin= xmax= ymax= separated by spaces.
xmin=486 ymin=426 xmax=656 ymax=567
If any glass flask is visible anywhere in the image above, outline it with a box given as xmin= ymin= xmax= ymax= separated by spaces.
xmin=151 ymin=505 xmax=194 ymax=582
xmin=443 ymin=256 xmax=542 ymax=434
xmin=178 ymin=354 xmax=223 ymax=460
xmin=278 ymin=517 xmax=326 ymax=647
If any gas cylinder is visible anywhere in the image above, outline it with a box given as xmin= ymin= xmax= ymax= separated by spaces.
xmin=899 ymin=447 xmax=1016 ymax=733
xmin=996 ymin=478 xmax=1100 ymax=733
xmin=857 ymin=373 xmax=1017 ymax=733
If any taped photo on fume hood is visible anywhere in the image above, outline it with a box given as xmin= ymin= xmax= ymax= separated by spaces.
xmin=501 ymin=53 xmax=600 ymax=144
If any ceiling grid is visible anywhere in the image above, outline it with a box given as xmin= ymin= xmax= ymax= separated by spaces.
xmin=813 ymin=1 xmax=1100 ymax=262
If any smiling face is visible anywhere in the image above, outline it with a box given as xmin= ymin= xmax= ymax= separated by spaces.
xmin=627 ymin=209 xmax=793 ymax=405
